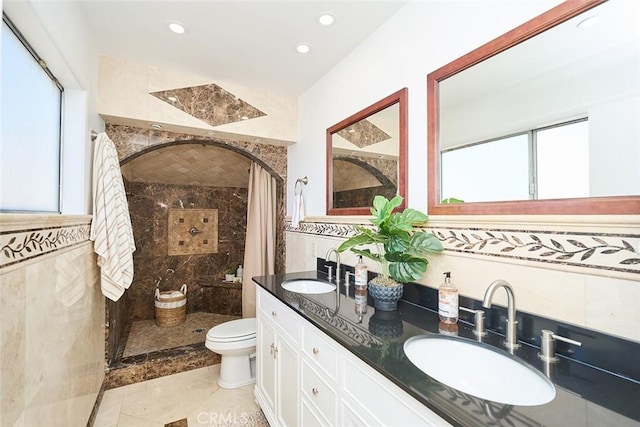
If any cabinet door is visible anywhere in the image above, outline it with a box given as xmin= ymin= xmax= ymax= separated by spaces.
xmin=257 ymin=317 xmax=277 ymax=419
xmin=276 ymin=333 xmax=299 ymax=426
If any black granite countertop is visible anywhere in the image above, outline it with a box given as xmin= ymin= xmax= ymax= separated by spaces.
xmin=253 ymin=270 xmax=640 ymax=427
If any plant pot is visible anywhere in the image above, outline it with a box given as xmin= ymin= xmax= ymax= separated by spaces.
xmin=225 ymin=274 xmax=235 ymax=282
xmin=368 ymin=309 xmax=403 ymax=338
xmin=368 ymin=279 xmax=404 ymax=311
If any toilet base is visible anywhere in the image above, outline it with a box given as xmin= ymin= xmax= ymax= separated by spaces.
xmin=217 ymin=354 xmax=256 ymax=389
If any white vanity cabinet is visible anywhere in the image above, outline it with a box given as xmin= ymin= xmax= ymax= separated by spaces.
xmin=255 ymin=287 xmax=451 ymax=427
xmin=256 ymin=289 xmax=300 ymax=426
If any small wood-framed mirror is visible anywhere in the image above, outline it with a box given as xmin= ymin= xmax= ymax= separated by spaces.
xmin=327 ymin=88 xmax=408 ymax=215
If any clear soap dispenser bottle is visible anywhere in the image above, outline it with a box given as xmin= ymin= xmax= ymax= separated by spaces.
xmin=438 ymin=272 xmax=459 ymax=324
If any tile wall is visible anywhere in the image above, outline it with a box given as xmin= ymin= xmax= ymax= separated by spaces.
xmin=0 ymin=214 xmax=104 ymax=426
xmin=286 ymin=215 xmax=640 ymax=343
xmin=125 ymin=182 xmax=248 ymax=321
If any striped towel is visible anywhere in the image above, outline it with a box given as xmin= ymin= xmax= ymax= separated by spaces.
xmin=89 ymin=132 xmax=136 ymax=302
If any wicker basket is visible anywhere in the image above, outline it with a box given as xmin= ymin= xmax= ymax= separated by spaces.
xmin=155 ymin=284 xmax=187 ymax=327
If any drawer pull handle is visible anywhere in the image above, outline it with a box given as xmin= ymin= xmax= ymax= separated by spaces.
xmin=312 ymin=387 xmax=319 ymax=395
xmin=272 ymin=310 xmax=277 ymax=317
xmin=312 ymin=347 xmax=320 ymax=355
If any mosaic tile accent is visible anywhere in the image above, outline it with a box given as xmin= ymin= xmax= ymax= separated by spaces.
xmin=286 ymin=221 xmax=640 ymax=278
xmin=336 ymin=118 xmax=390 ymax=148
xmin=150 ymin=83 xmax=266 ymax=126
xmin=168 ymin=208 xmax=219 ymax=255
xmin=0 ymin=224 xmax=91 ymax=269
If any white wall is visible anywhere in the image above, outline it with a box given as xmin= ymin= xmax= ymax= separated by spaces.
xmin=293 ymin=0 xmax=562 ymax=215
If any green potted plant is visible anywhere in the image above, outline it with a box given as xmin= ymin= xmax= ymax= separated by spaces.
xmin=225 ymin=265 xmax=238 ymax=282
xmin=337 ymin=195 xmax=443 ymax=310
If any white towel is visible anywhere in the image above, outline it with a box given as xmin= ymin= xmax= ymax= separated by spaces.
xmin=90 ymin=132 xmax=136 ymax=302
xmin=291 ymin=191 xmax=305 ymax=228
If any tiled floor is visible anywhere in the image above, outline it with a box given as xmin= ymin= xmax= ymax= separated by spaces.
xmin=94 ymin=365 xmax=268 ymax=427
xmin=123 ymin=313 xmax=240 ymax=357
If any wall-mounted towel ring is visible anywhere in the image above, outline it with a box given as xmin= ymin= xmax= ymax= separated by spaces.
xmin=295 ymin=176 xmax=308 ymax=195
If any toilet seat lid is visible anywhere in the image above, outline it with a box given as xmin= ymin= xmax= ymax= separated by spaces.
xmin=207 ymin=318 xmax=256 ymax=341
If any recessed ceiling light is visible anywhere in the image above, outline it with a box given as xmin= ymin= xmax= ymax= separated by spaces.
xmin=296 ymin=43 xmax=311 ymax=54
xmin=318 ymin=13 xmax=335 ymax=26
xmin=577 ymin=15 xmax=601 ymax=29
xmin=151 ymin=123 xmax=162 ymax=130
xmin=167 ymin=96 xmax=178 ymax=102
xmin=167 ymin=21 xmax=186 ymax=34
xmin=241 ymin=115 xmax=249 ymax=120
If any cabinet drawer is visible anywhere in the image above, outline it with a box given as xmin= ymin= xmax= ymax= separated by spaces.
xmin=301 ymin=323 xmax=338 ymax=381
xmin=342 ymin=352 xmax=451 ymax=426
xmin=301 ymin=398 xmax=327 ymax=427
xmin=258 ymin=289 xmax=299 ymax=341
xmin=302 ymin=359 xmax=337 ymax=424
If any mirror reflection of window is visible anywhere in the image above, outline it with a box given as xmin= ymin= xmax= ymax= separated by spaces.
xmin=536 ymin=120 xmax=589 ymax=200
xmin=441 ymin=120 xmax=591 ymax=203
xmin=441 ymin=134 xmax=529 ymax=203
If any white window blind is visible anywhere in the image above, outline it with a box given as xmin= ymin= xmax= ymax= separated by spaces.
xmin=1 ymin=15 xmax=63 ymax=212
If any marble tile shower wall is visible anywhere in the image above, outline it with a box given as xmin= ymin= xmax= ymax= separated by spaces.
xmin=0 ymin=215 xmax=104 ymax=426
xmin=125 ymin=181 xmax=248 ymax=321
xmin=106 ymin=123 xmax=287 ymax=277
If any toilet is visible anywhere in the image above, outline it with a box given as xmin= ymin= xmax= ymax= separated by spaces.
xmin=205 ymin=317 xmax=257 ymax=389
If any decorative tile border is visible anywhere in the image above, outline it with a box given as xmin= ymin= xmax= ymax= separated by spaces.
xmin=431 ymin=227 xmax=640 ymax=275
xmin=286 ymin=221 xmax=640 ymax=277
xmin=0 ymin=224 xmax=91 ymax=269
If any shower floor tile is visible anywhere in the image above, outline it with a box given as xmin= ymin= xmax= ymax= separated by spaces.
xmin=123 ymin=312 xmax=240 ymax=357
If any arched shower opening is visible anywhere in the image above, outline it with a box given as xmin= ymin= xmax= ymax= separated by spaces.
xmin=104 ymin=136 xmax=285 ymax=386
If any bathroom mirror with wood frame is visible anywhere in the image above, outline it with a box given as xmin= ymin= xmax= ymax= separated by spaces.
xmin=327 ymin=88 xmax=408 ymax=215
xmin=427 ymin=0 xmax=640 ymax=215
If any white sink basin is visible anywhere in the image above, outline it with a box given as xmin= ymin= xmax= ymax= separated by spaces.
xmin=404 ymin=335 xmax=555 ymax=406
xmin=281 ymin=279 xmax=336 ymax=294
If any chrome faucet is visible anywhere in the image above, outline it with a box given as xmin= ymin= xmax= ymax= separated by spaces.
xmin=325 ymin=248 xmax=341 ymax=287
xmin=325 ymin=248 xmax=341 ymax=316
xmin=482 ymin=279 xmax=519 ymax=350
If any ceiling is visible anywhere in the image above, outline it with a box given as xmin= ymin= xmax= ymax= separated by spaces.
xmin=77 ymin=1 xmax=407 ymax=188
xmin=78 ymin=0 xmax=408 ymax=98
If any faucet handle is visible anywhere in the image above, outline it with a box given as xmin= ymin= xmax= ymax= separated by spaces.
xmin=539 ymin=329 xmax=582 ymax=363
xmin=324 ymin=265 xmax=334 ymax=282
xmin=460 ymin=306 xmax=487 ymax=336
xmin=344 ymin=271 xmax=354 ymax=286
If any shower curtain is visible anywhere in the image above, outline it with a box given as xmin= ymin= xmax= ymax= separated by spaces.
xmin=242 ymin=162 xmax=276 ymax=317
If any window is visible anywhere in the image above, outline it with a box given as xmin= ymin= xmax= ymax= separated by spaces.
xmin=1 ymin=13 xmax=64 ymax=212
xmin=441 ymin=119 xmax=589 ymax=203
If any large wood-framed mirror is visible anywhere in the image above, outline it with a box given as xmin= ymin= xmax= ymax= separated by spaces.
xmin=428 ymin=0 xmax=640 ymax=215
xmin=327 ymin=88 xmax=408 ymax=215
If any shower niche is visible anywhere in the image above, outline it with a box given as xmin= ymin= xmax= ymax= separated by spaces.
xmin=168 ymin=209 xmax=219 ymax=255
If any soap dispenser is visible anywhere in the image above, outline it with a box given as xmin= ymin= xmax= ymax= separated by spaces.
xmin=438 ymin=272 xmax=459 ymax=324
